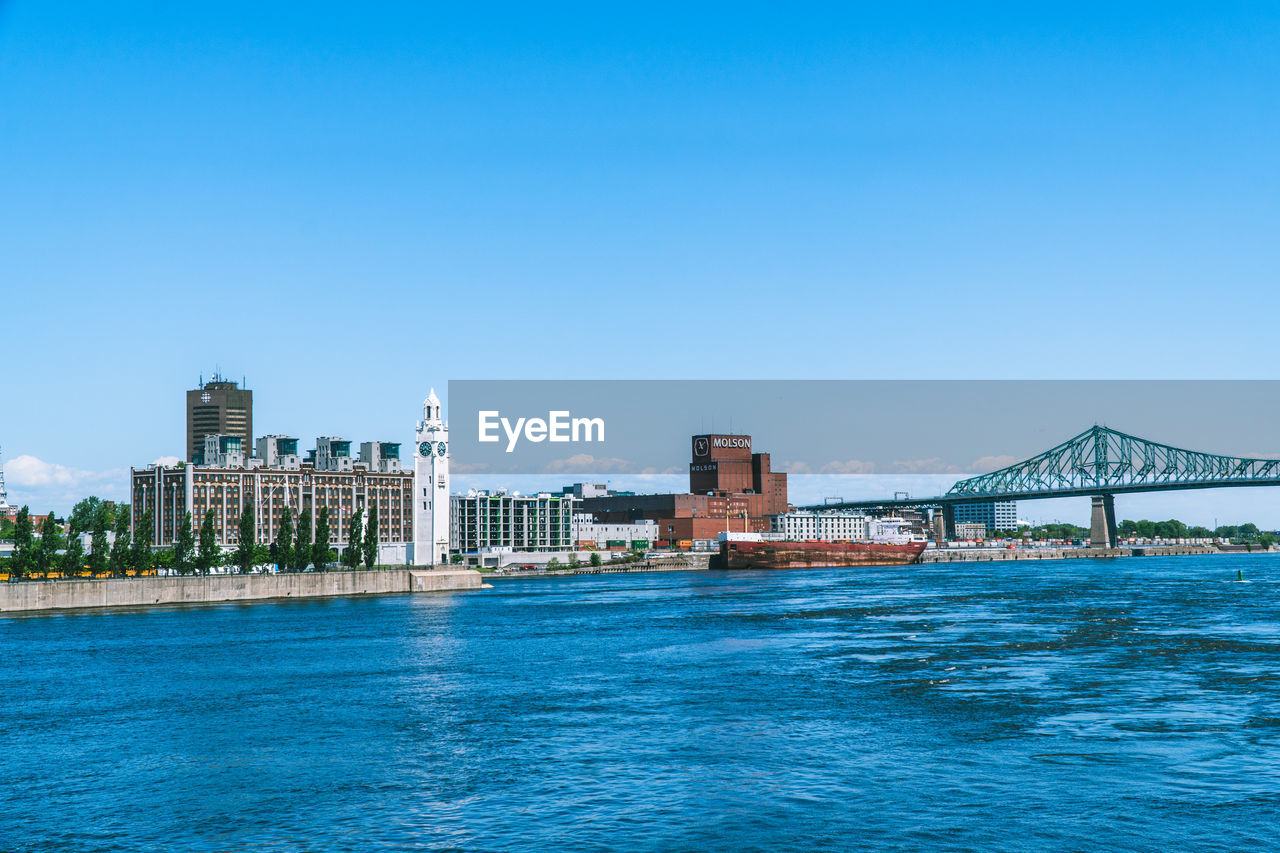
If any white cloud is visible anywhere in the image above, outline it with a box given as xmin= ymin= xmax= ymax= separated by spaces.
xmin=968 ymin=454 xmax=1019 ymax=473
xmin=4 ymin=455 xmax=127 ymax=514
xmin=543 ymin=454 xmax=635 ymax=474
xmin=150 ymin=455 xmax=182 ymax=468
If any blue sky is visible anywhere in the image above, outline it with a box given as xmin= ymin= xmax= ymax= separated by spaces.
xmin=3 ymin=3 xmax=1280 ymax=521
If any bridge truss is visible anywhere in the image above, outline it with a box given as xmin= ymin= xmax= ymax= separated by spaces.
xmin=946 ymin=425 xmax=1280 ymax=501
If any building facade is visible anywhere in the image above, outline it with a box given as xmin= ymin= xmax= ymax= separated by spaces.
xmin=130 ymin=455 xmax=414 ymax=560
xmin=186 ymin=374 xmax=252 ymax=463
xmin=770 ymin=510 xmax=868 ymax=540
xmin=577 ymin=433 xmax=790 ymax=541
xmin=572 ymin=515 xmax=658 ymax=549
xmin=952 ymin=500 xmax=1018 ymax=535
xmin=451 ymin=491 xmax=576 ymax=553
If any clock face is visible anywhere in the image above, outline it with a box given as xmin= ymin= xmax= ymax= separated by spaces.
xmin=419 ymin=441 xmax=432 ymax=457
xmin=436 ymin=442 xmax=447 ymax=456
xmin=200 ymin=392 xmax=211 ymax=403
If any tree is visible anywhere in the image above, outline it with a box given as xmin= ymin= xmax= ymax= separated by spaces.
xmin=109 ymin=510 xmax=131 ymax=577
xmin=11 ymin=506 xmax=34 ymax=578
xmin=236 ymin=501 xmax=255 ymax=574
xmin=36 ymin=513 xmax=65 ymax=575
xmin=589 ymin=551 xmax=601 ymax=568
xmin=313 ymin=506 xmax=331 ymax=572
xmin=275 ymin=506 xmax=294 ymax=572
xmin=344 ymin=508 xmax=363 ymax=569
xmin=174 ymin=512 xmax=195 ymax=575
xmin=294 ymin=509 xmax=312 ymax=573
xmin=70 ymin=497 xmax=111 ymax=537
xmin=196 ymin=509 xmax=218 ymax=575
xmin=62 ymin=534 xmax=85 ymax=575
xmin=547 ymin=557 xmax=561 ymax=571
xmin=130 ymin=509 xmax=153 ymax=575
xmin=88 ymin=504 xmax=111 ymax=575
xmin=362 ymin=506 xmax=378 ymax=569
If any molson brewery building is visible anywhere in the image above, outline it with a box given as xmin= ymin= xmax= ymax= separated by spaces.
xmin=578 ymin=433 xmax=788 ymax=542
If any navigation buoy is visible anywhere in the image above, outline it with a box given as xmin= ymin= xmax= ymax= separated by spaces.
xmin=1238 ymin=569 xmax=1245 ymax=582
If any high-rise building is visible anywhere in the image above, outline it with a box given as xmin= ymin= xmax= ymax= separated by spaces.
xmin=186 ymin=373 xmax=253 ymax=463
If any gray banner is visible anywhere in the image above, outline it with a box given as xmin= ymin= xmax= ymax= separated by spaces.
xmin=447 ymin=380 xmax=1280 ymax=476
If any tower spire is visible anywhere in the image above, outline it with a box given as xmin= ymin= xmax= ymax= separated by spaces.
xmin=0 ymin=444 xmax=10 ymax=512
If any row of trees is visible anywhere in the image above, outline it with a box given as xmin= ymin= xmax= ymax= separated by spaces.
xmin=4 ymin=499 xmax=385 ymax=579
xmin=981 ymin=519 xmax=1276 ymax=545
xmin=7 ymin=503 xmax=152 ymax=578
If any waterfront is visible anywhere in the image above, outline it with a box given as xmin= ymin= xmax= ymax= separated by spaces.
xmin=4 ymin=555 xmax=1280 ymax=850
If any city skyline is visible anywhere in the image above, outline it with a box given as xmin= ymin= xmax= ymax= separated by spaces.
xmin=6 ymin=4 xmax=1280 ymax=523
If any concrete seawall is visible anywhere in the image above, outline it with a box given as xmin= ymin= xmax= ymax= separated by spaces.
xmin=0 ymin=568 xmax=484 ymax=613
xmin=921 ymin=545 xmax=1236 ymax=563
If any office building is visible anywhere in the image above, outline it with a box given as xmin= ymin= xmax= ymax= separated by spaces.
xmin=952 ymin=501 xmax=1018 ymax=535
xmin=187 ymin=374 xmax=253 ymax=463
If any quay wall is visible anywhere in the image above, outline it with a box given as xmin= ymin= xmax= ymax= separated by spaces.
xmin=921 ymin=545 xmax=1233 ymax=563
xmin=0 ymin=569 xmax=483 ymax=613
xmin=488 ymin=554 xmax=711 ymax=579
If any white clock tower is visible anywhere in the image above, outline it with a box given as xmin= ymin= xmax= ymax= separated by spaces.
xmin=412 ymin=388 xmax=451 ymax=566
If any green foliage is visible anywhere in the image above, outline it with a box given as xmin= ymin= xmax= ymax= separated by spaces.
xmin=130 ymin=509 xmax=153 ymax=574
xmin=0 ymin=516 xmax=15 ymax=540
xmin=313 ymin=507 xmax=331 ymax=572
xmin=251 ymin=543 xmax=271 ymax=569
xmin=275 ymin=506 xmax=293 ymax=571
xmin=1023 ymin=522 xmax=1089 ymax=541
xmin=70 ymin=497 xmax=114 ymax=537
xmin=293 ymin=509 xmax=312 ymax=572
xmin=568 ymin=553 xmax=580 ymax=568
xmin=589 ymin=551 xmax=602 ymax=568
xmin=450 ymin=553 xmax=463 ymax=564
xmin=547 ymin=557 xmax=561 ymax=570
xmin=36 ymin=513 xmax=65 ymax=574
xmin=89 ymin=525 xmax=110 ymax=575
xmin=174 ymin=512 xmax=195 ymax=575
xmin=196 ymin=509 xmax=218 ymax=575
xmin=62 ymin=534 xmax=85 ymax=574
xmin=11 ymin=506 xmax=34 ymax=578
xmin=362 ymin=506 xmax=377 ymax=569
xmin=236 ymin=501 xmax=255 ymax=574
xmin=109 ymin=511 xmax=131 ymax=577
xmin=344 ymin=508 xmax=364 ymax=569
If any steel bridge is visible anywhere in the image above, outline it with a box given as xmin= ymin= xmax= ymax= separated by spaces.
xmin=802 ymin=425 xmax=1280 ymax=547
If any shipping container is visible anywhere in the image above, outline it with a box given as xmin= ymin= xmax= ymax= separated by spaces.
xmin=629 ymin=540 xmax=650 ymax=550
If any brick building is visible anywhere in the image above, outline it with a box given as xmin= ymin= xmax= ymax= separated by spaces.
xmin=579 ymin=433 xmax=788 ymax=541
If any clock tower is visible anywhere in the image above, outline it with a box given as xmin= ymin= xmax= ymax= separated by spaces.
xmin=412 ymin=388 xmax=451 ymax=565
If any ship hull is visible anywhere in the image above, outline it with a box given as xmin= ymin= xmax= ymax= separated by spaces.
xmin=712 ymin=540 xmax=926 ymax=570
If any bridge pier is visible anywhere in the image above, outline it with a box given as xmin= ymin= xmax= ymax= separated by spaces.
xmin=931 ymin=504 xmax=955 ymax=541
xmin=1090 ymin=494 xmax=1118 ymax=549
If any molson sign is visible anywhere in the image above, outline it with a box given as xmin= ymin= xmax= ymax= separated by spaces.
xmin=692 ymin=434 xmax=752 ymax=459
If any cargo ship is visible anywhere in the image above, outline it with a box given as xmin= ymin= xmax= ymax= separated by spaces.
xmin=712 ymin=538 xmax=926 ymax=570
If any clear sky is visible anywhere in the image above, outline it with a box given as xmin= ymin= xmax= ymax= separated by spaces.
xmin=3 ymin=2 xmax=1280 ymax=521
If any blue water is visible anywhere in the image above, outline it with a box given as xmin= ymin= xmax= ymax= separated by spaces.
xmin=4 ymin=556 xmax=1280 ymax=851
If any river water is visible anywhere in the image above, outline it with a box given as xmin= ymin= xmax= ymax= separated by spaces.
xmin=4 ymin=555 xmax=1280 ymax=851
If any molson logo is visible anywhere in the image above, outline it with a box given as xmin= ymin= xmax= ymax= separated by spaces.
xmin=693 ymin=437 xmax=709 ymax=456
xmin=713 ymin=436 xmax=750 ymax=449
